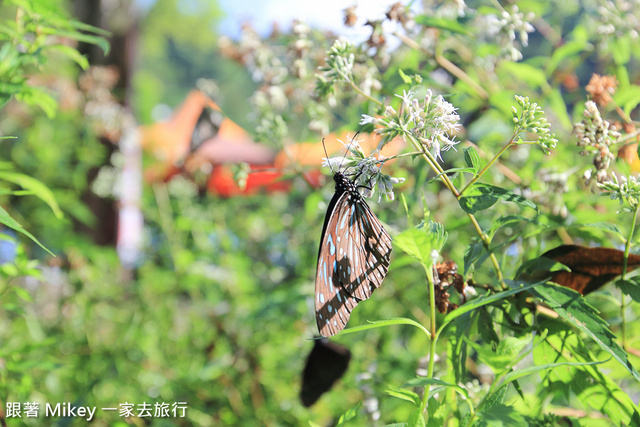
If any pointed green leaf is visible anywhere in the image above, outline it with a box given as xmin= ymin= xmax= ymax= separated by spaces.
xmin=616 ymin=279 xmax=640 ymax=302
xmin=339 ymin=317 xmax=431 ymax=339
xmin=408 ymin=406 xmax=426 ymax=427
xmin=530 ymin=282 xmax=640 ymax=382
xmin=0 ymin=205 xmax=52 ymax=254
xmin=394 ymin=221 xmax=447 ymax=269
xmin=385 ymin=386 xmax=421 ymax=406
xmin=501 ymin=359 xmax=603 ymax=386
xmin=463 ymin=240 xmax=484 ymax=276
xmin=459 ymin=183 xmax=539 ymax=214
xmin=403 ymin=377 xmax=469 ymax=399
xmin=0 ymin=171 xmax=62 ymax=218
xmin=463 ymin=147 xmax=480 ymax=174
xmin=336 ymin=401 xmax=361 ymax=427
xmin=437 ymin=281 xmax=543 ymax=335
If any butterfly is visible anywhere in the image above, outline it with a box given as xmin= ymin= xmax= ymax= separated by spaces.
xmin=300 ymin=338 xmax=351 ymax=407
xmin=315 ymin=152 xmax=392 ymax=337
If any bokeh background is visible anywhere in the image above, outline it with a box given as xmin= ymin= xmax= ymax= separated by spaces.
xmin=2 ymin=0 xmax=640 ymax=426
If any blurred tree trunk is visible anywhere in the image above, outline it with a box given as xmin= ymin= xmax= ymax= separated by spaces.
xmin=70 ymin=0 xmax=138 ymax=246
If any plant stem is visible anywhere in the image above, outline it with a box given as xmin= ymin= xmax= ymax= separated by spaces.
xmin=420 ymin=264 xmax=438 ymax=420
xmin=461 ymin=132 xmax=518 ymax=195
xmin=618 ymin=129 xmax=640 ymax=144
xmin=427 ymin=265 xmax=438 ymax=379
xmin=405 ymin=132 xmax=506 ymax=287
xmin=392 ymin=31 xmax=489 ymax=100
xmin=621 ymin=203 xmax=639 ymax=349
xmin=347 ymin=79 xmax=383 ymax=106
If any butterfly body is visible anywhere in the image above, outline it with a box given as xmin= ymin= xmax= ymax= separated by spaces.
xmin=315 ymin=171 xmax=392 ymax=337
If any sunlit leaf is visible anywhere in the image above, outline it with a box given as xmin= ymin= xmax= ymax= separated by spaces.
xmin=0 ymin=171 xmax=63 ymax=218
xmin=459 ymin=183 xmax=539 ymax=214
xmin=530 ymin=282 xmax=640 ymax=382
xmin=0 ymin=205 xmax=51 ymax=254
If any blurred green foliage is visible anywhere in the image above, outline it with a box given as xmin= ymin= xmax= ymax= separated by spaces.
xmin=132 ymin=0 xmax=256 ymax=128
xmin=2 ymin=0 xmax=640 ymax=426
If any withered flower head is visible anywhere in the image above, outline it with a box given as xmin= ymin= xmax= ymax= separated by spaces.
xmin=343 ymin=5 xmax=358 ymax=27
xmin=586 ymin=74 xmax=618 ymax=106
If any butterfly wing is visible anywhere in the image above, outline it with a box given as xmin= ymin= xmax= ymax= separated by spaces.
xmin=316 ymin=190 xmax=359 ymax=337
xmin=315 ymin=185 xmax=392 ymax=337
xmin=300 ymin=339 xmax=351 ymax=407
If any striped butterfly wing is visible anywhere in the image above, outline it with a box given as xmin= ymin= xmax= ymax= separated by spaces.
xmin=315 ymin=172 xmax=392 ymax=337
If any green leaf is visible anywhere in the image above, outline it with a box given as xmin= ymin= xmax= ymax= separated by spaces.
xmin=425 ymin=397 xmax=442 ymax=427
xmin=408 ymin=406 xmax=426 ymax=427
xmin=547 ymin=88 xmax=572 ymax=130
xmin=437 ymin=281 xmax=544 ymax=335
xmin=385 ymin=385 xmax=421 ymax=406
xmin=399 ymin=69 xmax=412 ymax=84
xmin=394 ymin=221 xmax=447 ymax=269
xmin=477 ymin=385 xmax=507 ymax=413
xmin=534 ymin=327 xmax=639 ymax=424
xmin=48 ymin=44 xmax=89 ymax=69
xmin=459 ymin=183 xmax=539 ymax=214
xmin=515 ymin=256 xmax=568 ymax=281
xmin=530 ymin=282 xmax=640 ymax=382
xmin=498 ymin=62 xmax=548 ymax=89
xmin=429 ymin=167 xmax=477 ymax=183
xmin=463 ymin=241 xmax=484 ymax=276
xmin=488 ymin=214 xmax=533 ymax=240
xmin=466 ymin=336 xmax=530 ymax=372
xmin=546 ymin=38 xmax=593 ymax=75
xmin=476 ymin=402 xmax=525 ymax=426
xmin=413 ymin=15 xmax=470 ymax=34
xmin=336 ymin=401 xmax=361 ymax=427
xmin=567 ymin=221 xmax=623 ymax=236
xmin=610 ymin=36 xmax=631 ymax=65
xmin=403 ymin=377 xmax=469 ymax=400
xmin=500 ymin=358 xmax=603 ymax=386
xmin=11 ymin=285 xmax=32 ymax=302
xmin=54 ymin=31 xmax=111 ymax=56
xmin=616 ymin=279 xmax=640 ymax=302
xmin=339 ymin=317 xmax=431 ymax=339
xmin=463 ymin=147 xmax=480 ymax=174
xmin=15 ymin=86 xmax=57 ymax=118
xmin=478 ymin=306 xmax=499 ymax=347
xmin=615 ymin=84 xmax=640 ymax=117
xmin=0 ymin=171 xmax=62 ymax=218
xmin=0 ymin=205 xmax=52 ymax=254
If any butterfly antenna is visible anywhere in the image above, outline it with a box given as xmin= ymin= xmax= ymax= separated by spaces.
xmin=322 ymin=138 xmax=334 ymax=174
xmin=338 ymin=131 xmax=361 ymax=173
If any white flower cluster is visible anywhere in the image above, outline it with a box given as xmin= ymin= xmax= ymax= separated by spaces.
xmin=512 ymin=95 xmax=557 ymax=154
xmin=322 ymin=136 xmax=405 ymax=202
xmin=599 ymin=173 xmax=640 ymax=210
xmin=361 ymin=89 xmax=460 ymax=161
xmin=482 ymin=5 xmax=535 ymax=61
xmin=594 ymin=0 xmax=640 ymax=43
xmin=574 ymin=100 xmax=620 ymax=183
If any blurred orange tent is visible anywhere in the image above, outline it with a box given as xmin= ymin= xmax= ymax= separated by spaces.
xmin=139 ymin=90 xmax=404 ymax=196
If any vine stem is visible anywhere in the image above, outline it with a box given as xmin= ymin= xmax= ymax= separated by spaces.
xmin=461 ymin=131 xmax=518 ymax=195
xmin=347 ymin=78 xmax=383 ymax=106
xmin=418 ymin=264 xmax=438 ymax=419
xmin=621 ymin=203 xmax=639 ymax=349
xmin=427 ymin=265 xmax=438 ymax=379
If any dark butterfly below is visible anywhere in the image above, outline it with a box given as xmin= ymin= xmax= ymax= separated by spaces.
xmin=315 ymin=168 xmax=392 ymax=337
xmin=300 ymin=339 xmax=351 ymax=407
